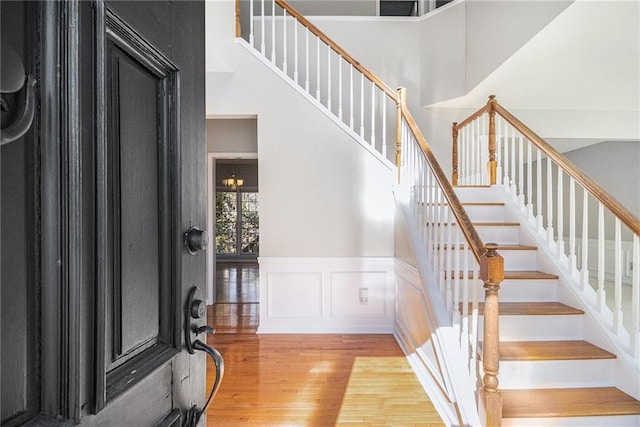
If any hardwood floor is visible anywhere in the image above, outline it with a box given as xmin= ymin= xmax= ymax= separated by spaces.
xmin=205 ymin=263 xmax=444 ymax=426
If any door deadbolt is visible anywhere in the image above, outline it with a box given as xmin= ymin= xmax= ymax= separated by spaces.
xmin=185 ymin=226 xmax=208 ymax=255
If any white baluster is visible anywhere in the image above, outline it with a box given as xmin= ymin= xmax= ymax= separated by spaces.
xmin=360 ymin=73 xmax=365 ymax=137
xmin=526 ymin=139 xmax=533 ymax=220
xmin=557 ymin=168 xmax=564 ymax=258
xmin=536 ymin=147 xmax=543 ymax=232
xmin=631 ymin=235 xmax=639 ymax=357
xmin=613 ymin=218 xmax=623 ymax=334
xmin=271 ymin=0 xmax=276 ymax=63
xmin=569 ymin=177 xmax=577 ymax=275
xmin=304 ymin=30 xmax=309 ymax=91
xmin=349 ymin=66 xmax=354 ymax=129
xmin=452 ymin=225 xmax=461 ymax=327
xmin=471 ymin=120 xmax=477 ymax=185
xmin=282 ymin=6 xmax=287 ymax=75
xmin=338 ymin=58 xmax=343 ymax=121
xmin=496 ymin=116 xmax=502 ymax=186
xmin=381 ymin=94 xmax=387 ymax=158
xmin=470 ymin=267 xmax=479 ymax=384
xmin=503 ymin=121 xmax=509 ymax=189
xmin=446 ymin=202 xmax=453 ymax=298
xmin=546 ymin=159 xmax=555 ymax=245
xmin=260 ymin=0 xmax=265 ymax=55
xmin=315 ymin=36 xmax=320 ymax=101
xmin=293 ymin=18 xmax=298 ymax=84
xmin=518 ymin=134 xmax=524 ymax=208
xmin=327 ymin=45 xmax=331 ymax=111
xmin=370 ymin=83 xmax=376 ymax=147
xmin=510 ymin=127 xmax=516 ymax=197
xmin=462 ymin=240 xmax=469 ymax=358
xmin=250 ymin=0 xmax=255 ymax=46
xmin=597 ymin=203 xmax=606 ymax=311
xmin=580 ymin=191 xmax=590 ymax=290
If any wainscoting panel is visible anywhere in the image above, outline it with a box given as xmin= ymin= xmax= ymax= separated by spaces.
xmin=258 ymin=258 xmax=395 ymax=333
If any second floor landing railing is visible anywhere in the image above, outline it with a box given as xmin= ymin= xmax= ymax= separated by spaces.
xmin=238 ymin=0 xmax=398 ymax=164
xmin=453 ymin=96 xmax=640 ymax=361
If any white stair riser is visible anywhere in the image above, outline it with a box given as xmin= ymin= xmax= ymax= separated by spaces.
xmin=503 ymin=415 xmax=640 ymax=427
xmin=474 ymin=279 xmax=558 ymax=302
xmin=454 ymin=187 xmax=506 ymax=203
xmin=441 ymin=249 xmax=537 ymax=271
xmin=463 ymin=205 xmax=506 ymax=222
xmin=474 ymin=225 xmax=521 ymax=244
xmin=478 ymin=315 xmax=585 ymax=341
xmin=499 ymin=359 xmax=616 ymax=389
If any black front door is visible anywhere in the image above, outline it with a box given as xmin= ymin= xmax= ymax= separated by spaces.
xmin=1 ymin=1 xmax=208 ymax=425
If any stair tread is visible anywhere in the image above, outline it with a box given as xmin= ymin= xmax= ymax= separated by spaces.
xmin=502 ymin=387 xmax=640 ymax=418
xmin=500 ymin=340 xmax=616 ymax=361
xmin=462 ymin=202 xmax=505 ymax=206
xmin=478 ymin=302 xmax=584 ymax=315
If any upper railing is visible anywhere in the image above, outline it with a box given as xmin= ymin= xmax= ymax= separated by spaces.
xmin=238 ymin=0 xmax=399 ymax=164
xmin=236 ymin=1 xmax=506 ymax=423
xmin=454 ymin=96 xmax=640 ymax=362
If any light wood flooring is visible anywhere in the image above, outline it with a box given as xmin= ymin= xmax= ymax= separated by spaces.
xmin=205 ymin=262 xmax=444 ymax=426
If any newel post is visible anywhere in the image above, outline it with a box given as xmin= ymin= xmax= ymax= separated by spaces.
xmin=452 ymin=122 xmax=459 ymax=186
xmin=396 ymin=87 xmax=406 ymax=183
xmin=479 ymin=244 xmax=504 ymax=426
xmin=488 ymin=95 xmax=497 ymax=185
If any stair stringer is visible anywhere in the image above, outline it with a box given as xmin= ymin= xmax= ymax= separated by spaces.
xmin=393 ymin=188 xmax=482 ymax=427
xmin=494 ymin=184 xmax=640 ymax=400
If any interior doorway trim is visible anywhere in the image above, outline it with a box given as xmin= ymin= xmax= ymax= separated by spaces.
xmin=207 ymin=152 xmax=258 ymax=304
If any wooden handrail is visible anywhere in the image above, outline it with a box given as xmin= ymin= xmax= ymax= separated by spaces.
xmin=493 ymin=102 xmax=640 ymax=237
xmin=453 ymin=102 xmax=491 ymax=131
xmin=398 ymin=93 xmax=487 ymax=263
xmin=272 ymin=0 xmax=399 ymax=102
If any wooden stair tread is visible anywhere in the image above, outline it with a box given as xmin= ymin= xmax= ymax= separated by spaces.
xmin=502 ymin=387 xmax=640 ymax=418
xmin=447 ymin=270 xmax=558 ymax=280
xmin=477 ymin=302 xmax=584 ymax=316
xmin=500 ymin=340 xmax=616 ymax=361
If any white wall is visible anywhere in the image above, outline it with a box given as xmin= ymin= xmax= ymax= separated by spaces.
xmin=206 ymin=118 xmax=257 ymax=153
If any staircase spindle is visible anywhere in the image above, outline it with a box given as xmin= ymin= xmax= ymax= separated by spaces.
xmin=503 ymin=120 xmax=509 ymax=188
xmin=360 ymin=73 xmax=365 ymax=137
xmin=337 ymin=57 xmax=342 ymax=120
xmin=293 ymin=18 xmax=298 ymax=83
xmin=373 ymin=84 xmax=379 ymax=146
xmin=495 ymin=115 xmax=502 ymax=186
xmin=381 ymin=93 xmax=387 ymax=157
xmin=349 ymin=66 xmax=354 ymax=129
xmin=546 ymin=159 xmax=554 ymax=245
xmin=518 ymin=134 xmax=524 ymax=208
xmin=614 ymin=218 xmax=623 ymax=334
xmin=569 ymin=177 xmax=577 ymax=275
xmin=510 ymin=127 xmax=516 ymax=197
xmin=557 ymin=168 xmax=564 ymax=258
xmin=580 ymin=191 xmax=590 ymax=290
xmin=249 ymin=0 xmax=255 ymax=46
xmin=536 ymin=147 xmax=543 ymax=233
xmin=271 ymin=0 xmax=276 ymax=63
xmin=632 ymin=235 xmax=639 ymax=357
xmin=304 ymin=29 xmax=309 ymax=91
xmin=315 ymin=35 xmax=320 ymax=101
xmin=282 ymin=6 xmax=287 ymax=74
xmin=597 ymin=202 xmax=606 ymax=311
xmin=326 ymin=45 xmax=331 ymax=111
xmin=526 ymin=139 xmax=533 ymax=220
xmin=261 ymin=0 xmax=265 ymax=54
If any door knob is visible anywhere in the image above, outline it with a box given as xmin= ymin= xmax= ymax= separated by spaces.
xmin=185 ymin=226 xmax=208 ymax=255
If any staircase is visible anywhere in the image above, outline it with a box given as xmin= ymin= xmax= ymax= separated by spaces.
xmin=455 ymin=185 xmax=640 ymax=426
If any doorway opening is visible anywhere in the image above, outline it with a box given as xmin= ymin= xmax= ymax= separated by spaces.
xmin=210 ymin=158 xmax=259 ymax=333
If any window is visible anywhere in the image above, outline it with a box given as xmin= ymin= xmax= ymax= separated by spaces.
xmin=216 ymin=190 xmax=259 ymax=258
